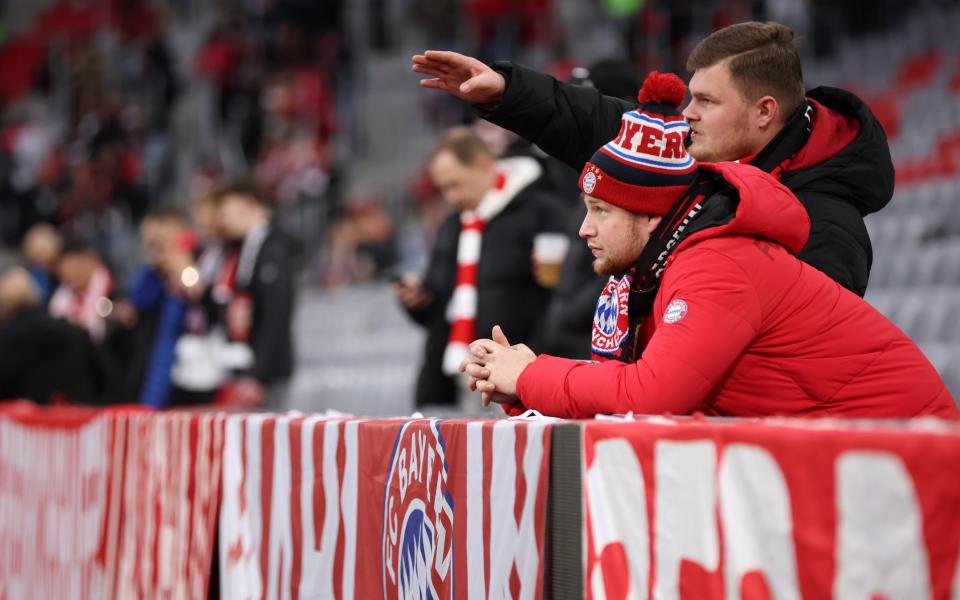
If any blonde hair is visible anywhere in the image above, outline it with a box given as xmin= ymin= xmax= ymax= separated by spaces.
xmin=0 ymin=267 xmax=40 ymax=316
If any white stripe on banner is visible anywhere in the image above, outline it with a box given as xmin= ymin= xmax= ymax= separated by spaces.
xmin=517 ymin=422 xmax=545 ymax=600
xmin=587 ymin=439 xmax=650 ymax=600
xmin=171 ymin=415 xmax=192 ymax=596
xmin=720 ymin=444 xmax=800 ymax=600
xmin=204 ymin=415 xmax=227 ymax=598
xmin=489 ymin=421 xmax=518 ymax=599
xmin=117 ymin=416 xmax=140 ymax=597
xmin=300 ymin=417 xmax=342 ymax=598
xmin=145 ymin=417 xmax=161 ymax=589
xmin=466 ymin=422 xmax=486 ymax=599
xmin=341 ymin=420 xmax=359 ymax=599
xmin=220 ymin=414 xmax=265 ymax=598
xmin=220 ymin=415 xmax=241 ymax=597
xmin=192 ymin=413 xmax=215 ymax=600
xmin=654 ymin=440 xmax=718 ymax=600
xmin=104 ymin=415 xmax=125 ymax=600
xmin=246 ymin=414 xmax=267 ymax=600
xmin=267 ymin=417 xmax=294 ymax=600
xmin=835 ymin=452 xmax=932 ymax=600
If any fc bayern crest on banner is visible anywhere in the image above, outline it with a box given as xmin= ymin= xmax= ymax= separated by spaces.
xmin=592 ymin=275 xmax=632 ymax=355
xmin=382 ymin=420 xmax=454 ymax=599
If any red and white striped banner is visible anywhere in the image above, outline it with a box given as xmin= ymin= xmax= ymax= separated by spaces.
xmin=582 ymin=417 xmax=960 ymax=600
xmin=106 ymin=411 xmax=224 ymax=599
xmin=219 ymin=415 xmax=553 ymax=599
xmin=0 ymin=407 xmax=111 ymax=599
xmin=0 ymin=406 xmax=224 ymax=600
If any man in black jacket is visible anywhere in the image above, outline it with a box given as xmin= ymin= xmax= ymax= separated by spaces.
xmin=394 ymin=126 xmax=566 ymax=407
xmin=213 ymin=179 xmax=299 ymax=409
xmin=412 ymin=21 xmax=893 ymax=296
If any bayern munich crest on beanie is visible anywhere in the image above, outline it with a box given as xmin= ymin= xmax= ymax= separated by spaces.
xmin=583 ymin=170 xmax=597 ymax=194
xmin=579 ymin=71 xmax=698 ymax=215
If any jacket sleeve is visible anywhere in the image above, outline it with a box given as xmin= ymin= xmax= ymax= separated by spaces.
xmin=248 ymin=238 xmax=296 ymax=383
xmin=475 ymin=63 xmax=635 ymax=172
xmin=515 ymin=247 xmax=763 ymax=418
xmin=403 ymin=214 xmax=458 ymax=327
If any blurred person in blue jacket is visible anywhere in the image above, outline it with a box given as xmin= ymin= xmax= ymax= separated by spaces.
xmin=20 ymin=223 xmax=62 ymax=306
xmin=114 ymin=207 xmax=194 ymax=408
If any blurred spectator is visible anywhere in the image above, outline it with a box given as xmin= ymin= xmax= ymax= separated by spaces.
xmin=0 ymin=95 xmax=63 ymax=243
xmin=212 ymin=178 xmax=299 ymax=409
xmin=114 ymin=208 xmax=193 ymax=409
xmin=0 ymin=266 xmax=115 ymax=405
xmin=465 ymin=0 xmax=554 ymax=64
xmin=168 ymin=191 xmax=241 ymax=406
xmin=20 ymin=222 xmax=63 ymax=305
xmin=322 ymin=196 xmax=398 ymax=285
xmin=49 ymin=239 xmax=113 ymax=342
xmin=394 ymin=126 xmax=566 ymax=408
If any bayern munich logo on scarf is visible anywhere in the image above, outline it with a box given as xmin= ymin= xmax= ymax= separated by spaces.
xmin=382 ymin=419 xmax=454 ymax=599
xmin=592 ymin=274 xmax=632 ymax=356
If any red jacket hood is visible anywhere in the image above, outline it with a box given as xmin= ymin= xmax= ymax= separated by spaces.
xmin=788 ymin=98 xmax=861 ymax=171
xmin=679 ymin=162 xmax=810 ymax=255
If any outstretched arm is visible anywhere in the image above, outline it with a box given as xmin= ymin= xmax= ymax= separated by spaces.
xmin=477 ymin=63 xmax=634 ymax=171
xmin=412 ymin=50 xmax=507 ymax=105
xmin=412 ymin=52 xmax=635 ymax=172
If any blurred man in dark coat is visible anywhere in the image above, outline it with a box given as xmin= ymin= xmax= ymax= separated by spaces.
xmin=394 ymin=126 xmax=566 ymax=407
xmin=212 ymin=178 xmax=299 ymax=409
xmin=0 ymin=267 xmax=115 ymax=405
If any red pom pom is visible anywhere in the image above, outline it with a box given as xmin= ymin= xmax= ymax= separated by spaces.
xmin=637 ymin=71 xmax=687 ymax=108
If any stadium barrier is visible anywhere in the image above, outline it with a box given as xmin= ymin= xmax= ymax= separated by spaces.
xmin=1 ymin=403 xmax=959 ymax=599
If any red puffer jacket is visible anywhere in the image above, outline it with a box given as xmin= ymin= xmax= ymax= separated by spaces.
xmin=517 ymin=162 xmax=960 ymax=420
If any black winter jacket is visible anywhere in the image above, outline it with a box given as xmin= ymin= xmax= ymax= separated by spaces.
xmin=0 ymin=308 xmax=117 ymax=405
xmin=405 ymin=182 xmax=566 ymax=406
xmin=476 ymin=63 xmax=894 ymax=296
xmin=238 ymin=226 xmax=299 ymax=384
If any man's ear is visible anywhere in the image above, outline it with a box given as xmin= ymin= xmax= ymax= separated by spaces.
xmin=755 ymin=95 xmax=779 ymax=130
xmin=647 ymin=215 xmax=663 ymax=230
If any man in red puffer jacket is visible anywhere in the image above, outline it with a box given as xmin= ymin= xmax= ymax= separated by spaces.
xmin=461 ymin=72 xmax=959 ymax=420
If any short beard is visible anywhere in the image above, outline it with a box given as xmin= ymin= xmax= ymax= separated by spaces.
xmin=592 ymin=256 xmax=634 ymax=277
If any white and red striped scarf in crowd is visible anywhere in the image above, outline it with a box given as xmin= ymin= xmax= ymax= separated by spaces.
xmin=49 ymin=264 xmax=113 ymax=342
xmin=441 ymin=157 xmax=542 ymax=375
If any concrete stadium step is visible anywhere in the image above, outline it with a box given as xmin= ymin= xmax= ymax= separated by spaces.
xmin=290 ymin=283 xmax=423 ymax=415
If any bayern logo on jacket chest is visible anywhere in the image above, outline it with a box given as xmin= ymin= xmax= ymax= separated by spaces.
xmin=382 ymin=419 xmax=454 ymax=599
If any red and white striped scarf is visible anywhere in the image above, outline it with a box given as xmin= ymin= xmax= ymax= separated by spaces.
xmin=49 ymin=264 xmax=113 ymax=342
xmin=441 ymin=157 xmax=542 ymax=374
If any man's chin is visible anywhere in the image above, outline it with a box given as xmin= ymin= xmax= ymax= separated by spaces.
xmin=688 ymin=143 xmax=711 ymax=162
xmin=592 ymin=259 xmax=619 ymax=277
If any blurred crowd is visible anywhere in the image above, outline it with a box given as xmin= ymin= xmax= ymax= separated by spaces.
xmin=0 ymin=178 xmax=297 ymax=409
xmin=0 ymin=0 xmax=344 ymax=407
xmin=0 ymin=0 xmax=345 ymax=280
xmin=0 ymin=0 xmax=930 ymax=409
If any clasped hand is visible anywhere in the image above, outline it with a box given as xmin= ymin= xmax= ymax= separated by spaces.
xmin=458 ymin=325 xmax=537 ymax=408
